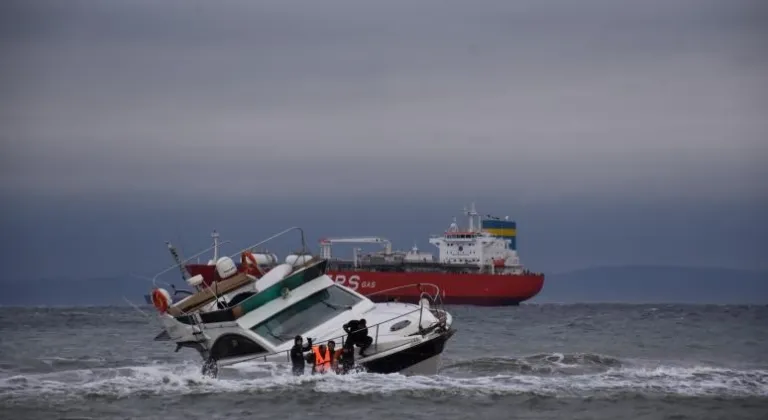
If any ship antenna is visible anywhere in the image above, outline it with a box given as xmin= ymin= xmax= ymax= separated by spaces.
xmin=465 ymin=202 xmax=478 ymax=232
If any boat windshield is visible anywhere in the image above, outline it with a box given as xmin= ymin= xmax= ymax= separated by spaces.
xmin=251 ymin=284 xmax=363 ymax=346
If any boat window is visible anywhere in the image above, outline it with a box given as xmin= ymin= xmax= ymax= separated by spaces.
xmin=250 ymin=285 xmax=363 ymax=346
xmin=389 ymin=320 xmax=411 ymax=332
xmin=210 ymin=334 xmax=267 ymax=360
xmin=228 ymin=291 xmax=257 ymax=307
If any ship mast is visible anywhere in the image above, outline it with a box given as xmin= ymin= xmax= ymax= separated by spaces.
xmin=464 ymin=202 xmax=479 ymax=233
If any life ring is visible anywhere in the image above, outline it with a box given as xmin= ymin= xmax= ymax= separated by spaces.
xmin=151 ymin=288 xmax=172 ymax=313
xmin=240 ymin=251 xmax=264 ymax=276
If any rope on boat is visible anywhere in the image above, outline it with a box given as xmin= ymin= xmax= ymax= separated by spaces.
xmin=123 ymin=296 xmax=152 ymax=319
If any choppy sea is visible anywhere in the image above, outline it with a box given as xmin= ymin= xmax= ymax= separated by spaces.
xmin=0 ymin=304 xmax=766 ymax=420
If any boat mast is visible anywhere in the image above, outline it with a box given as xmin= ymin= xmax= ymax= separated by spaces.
xmin=212 ymin=230 xmax=220 ymax=262
xmin=166 ymin=241 xmax=190 ymax=281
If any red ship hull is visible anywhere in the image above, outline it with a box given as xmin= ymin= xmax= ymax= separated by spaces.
xmin=326 ymin=270 xmax=544 ymax=305
xmin=184 ymin=264 xmax=544 ymax=306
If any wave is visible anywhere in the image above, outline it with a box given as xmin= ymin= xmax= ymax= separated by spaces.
xmin=442 ymin=352 xmax=624 ymax=376
xmin=1 ymin=353 xmax=766 ymax=403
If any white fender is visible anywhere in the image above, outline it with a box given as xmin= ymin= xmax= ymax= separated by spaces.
xmin=186 ymin=274 xmax=204 ymax=288
xmin=255 ymin=263 xmax=294 ymax=291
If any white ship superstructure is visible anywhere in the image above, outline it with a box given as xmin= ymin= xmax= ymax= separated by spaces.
xmin=428 ymin=203 xmax=522 ymax=274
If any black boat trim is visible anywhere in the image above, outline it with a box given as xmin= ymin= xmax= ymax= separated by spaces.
xmin=153 ymin=330 xmax=171 ymax=341
xmin=361 ymin=328 xmax=456 ymax=374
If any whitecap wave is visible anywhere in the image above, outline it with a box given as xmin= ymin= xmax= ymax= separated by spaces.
xmin=1 ymin=358 xmax=766 ymax=402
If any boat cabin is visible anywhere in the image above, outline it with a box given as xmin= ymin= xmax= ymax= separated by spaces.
xmin=163 ymin=258 xmax=374 ymax=363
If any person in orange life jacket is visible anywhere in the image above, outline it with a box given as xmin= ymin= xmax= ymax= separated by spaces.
xmin=344 ymin=318 xmax=373 ymax=357
xmin=311 ymin=341 xmax=342 ymax=374
xmin=290 ymin=335 xmax=312 ymax=376
xmin=311 ymin=343 xmax=331 ymax=374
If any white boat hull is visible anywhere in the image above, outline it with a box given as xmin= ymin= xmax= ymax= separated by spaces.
xmin=148 ymin=247 xmax=456 ymax=378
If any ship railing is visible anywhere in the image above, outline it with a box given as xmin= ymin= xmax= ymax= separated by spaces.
xmin=225 ymin=300 xmax=445 ymax=367
xmin=366 ymin=282 xmax=442 ymax=301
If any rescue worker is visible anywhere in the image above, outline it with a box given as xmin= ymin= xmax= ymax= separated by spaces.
xmin=356 ymin=319 xmax=373 ymax=356
xmin=344 ymin=318 xmax=373 ymax=356
xmin=290 ymin=335 xmax=312 ymax=376
xmin=339 ymin=339 xmax=355 ymax=374
xmin=343 ymin=319 xmax=359 ymax=338
xmin=311 ymin=343 xmax=333 ymax=374
xmin=327 ymin=340 xmax=342 ymax=372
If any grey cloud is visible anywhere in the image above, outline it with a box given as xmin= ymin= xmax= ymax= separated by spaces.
xmin=1 ymin=0 xmax=766 ymax=198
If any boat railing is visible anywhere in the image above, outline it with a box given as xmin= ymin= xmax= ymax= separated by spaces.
xmin=149 ymin=226 xmax=311 ymax=293
xmin=366 ymin=283 xmax=446 ymax=315
xmin=228 ymin=293 xmax=447 ymax=366
xmin=150 ymin=239 xmax=233 ymax=286
xmin=226 ymin=226 xmax=310 ymax=268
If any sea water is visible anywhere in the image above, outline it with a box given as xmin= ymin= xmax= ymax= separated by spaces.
xmin=0 ymin=304 xmax=766 ymax=419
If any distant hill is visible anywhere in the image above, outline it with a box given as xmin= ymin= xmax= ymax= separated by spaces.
xmin=534 ymin=265 xmax=768 ymax=304
xmin=2 ymin=265 xmax=767 ymax=306
xmin=1 ymin=276 xmax=154 ymax=306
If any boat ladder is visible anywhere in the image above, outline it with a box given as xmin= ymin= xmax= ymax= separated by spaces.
xmin=187 ymin=313 xmax=218 ymax=377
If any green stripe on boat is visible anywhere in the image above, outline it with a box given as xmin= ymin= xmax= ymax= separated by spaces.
xmin=174 ymin=258 xmax=328 ymax=325
xmin=236 ymin=259 xmax=328 ymax=316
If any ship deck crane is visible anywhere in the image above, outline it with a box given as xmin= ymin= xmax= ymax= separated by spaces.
xmin=319 ymin=237 xmax=393 ymax=267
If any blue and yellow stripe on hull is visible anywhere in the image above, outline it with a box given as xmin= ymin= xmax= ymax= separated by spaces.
xmin=481 ymin=219 xmax=517 ymax=250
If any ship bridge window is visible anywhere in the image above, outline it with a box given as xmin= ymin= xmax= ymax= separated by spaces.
xmin=250 ymin=285 xmax=363 ymax=346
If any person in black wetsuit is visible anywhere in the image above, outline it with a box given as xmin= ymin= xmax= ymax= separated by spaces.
xmin=356 ymin=319 xmax=373 ymax=356
xmin=339 ymin=339 xmax=355 ymax=374
xmin=343 ymin=319 xmax=360 ymax=351
xmin=290 ymin=335 xmax=312 ymax=376
xmin=343 ymin=318 xmax=373 ymax=357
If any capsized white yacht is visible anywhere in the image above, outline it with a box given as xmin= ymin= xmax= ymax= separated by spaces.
xmin=147 ymin=227 xmax=456 ymax=377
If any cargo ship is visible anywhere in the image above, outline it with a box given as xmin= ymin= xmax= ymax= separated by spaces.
xmin=158 ymin=204 xmax=544 ymax=306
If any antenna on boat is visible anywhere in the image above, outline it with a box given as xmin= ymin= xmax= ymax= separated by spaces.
xmin=212 ymin=230 xmax=220 ymax=262
xmin=166 ymin=241 xmax=190 ymax=282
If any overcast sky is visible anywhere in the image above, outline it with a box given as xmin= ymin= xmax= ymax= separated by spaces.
xmin=1 ymin=1 xmax=766 ymax=282
xmin=2 ymin=0 xmax=766 ymax=200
